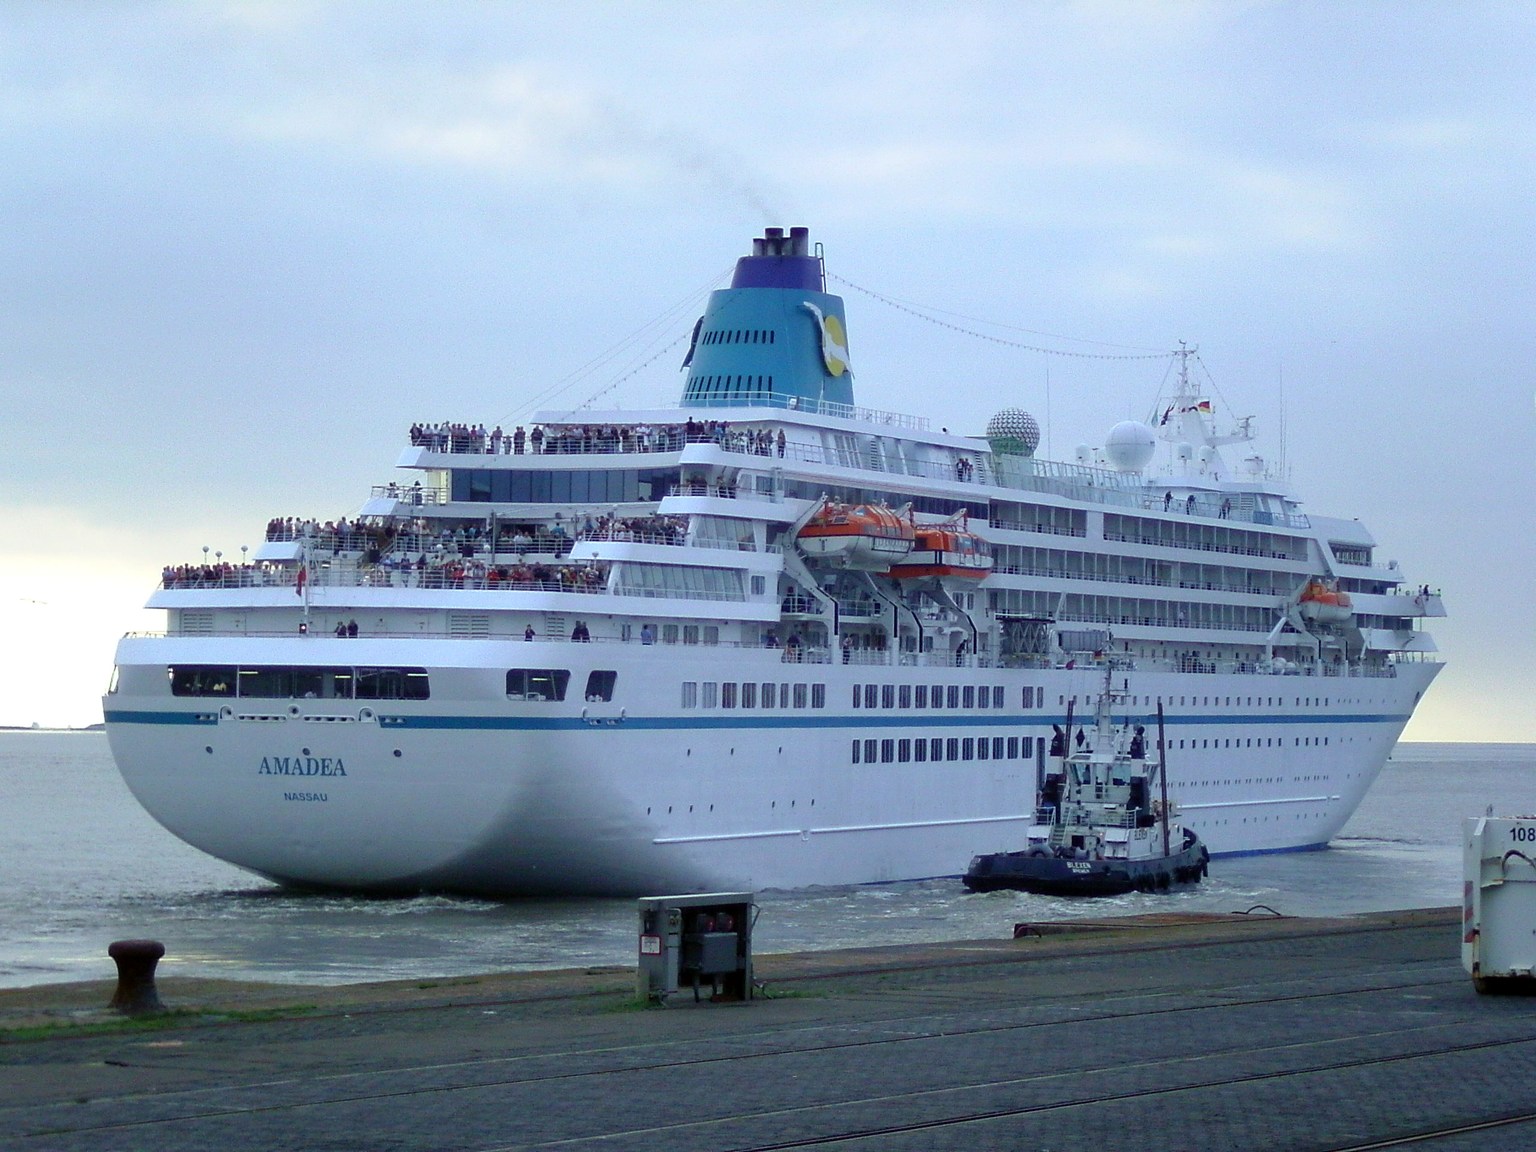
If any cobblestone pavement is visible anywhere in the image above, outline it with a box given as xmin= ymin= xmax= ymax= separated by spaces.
xmin=5 ymin=908 xmax=1533 ymax=1151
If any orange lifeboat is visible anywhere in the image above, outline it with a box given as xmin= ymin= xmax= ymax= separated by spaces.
xmin=1298 ymin=578 xmax=1353 ymax=623
xmin=796 ymin=499 xmax=915 ymax=570
xmin=889 ymin=513 xmax=993 ymax=580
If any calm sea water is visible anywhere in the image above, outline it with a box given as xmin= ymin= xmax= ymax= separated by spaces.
xmin=2 ymin=732 xmax=1532 ymax=989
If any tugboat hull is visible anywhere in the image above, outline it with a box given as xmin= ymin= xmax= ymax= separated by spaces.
xmin=963 ymin=828 xmax=1209 ymax=896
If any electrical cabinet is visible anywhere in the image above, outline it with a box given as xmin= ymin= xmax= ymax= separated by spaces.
xmin=637 ymin=892 xmax=754 ymax=1002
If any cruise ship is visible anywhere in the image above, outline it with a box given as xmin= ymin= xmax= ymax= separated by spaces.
xmin=103 ymin=227 xmax=1445 ymax=897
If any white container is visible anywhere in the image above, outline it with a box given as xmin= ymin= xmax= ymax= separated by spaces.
xmin=1462 ymin=816 xmax=1536 ymax=992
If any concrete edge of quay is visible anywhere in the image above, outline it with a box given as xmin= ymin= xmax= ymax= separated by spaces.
xmin=0 ymin=905 xmax=1462 ymax=1038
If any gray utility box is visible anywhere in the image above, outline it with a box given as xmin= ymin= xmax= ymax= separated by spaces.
xmin=1464 ymin=816 xmax=1536 ymax=992
xmin=637 ymin=892 xmax=754 ymax=1002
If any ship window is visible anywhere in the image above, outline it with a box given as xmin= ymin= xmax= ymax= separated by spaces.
xmin=238 ymin=667 xmax=294 ymax=698
xmin=721 ymin=682 xmax=737 ymax=709
xmin=947 ymin=686 xmax=960 ymax=709
xmin=761 ymin=682 xmax=775 ymax=708
xmin=881 ymin=739 xmax=894 ymax=763
xmin=993 ymin=687 xmax=1005 ymax=709
xmin=506 ymin=669 xmax=569 ymax=702
xmin=1007 ymin=736 xmax=1019 ymax=759
xmin=812 ymin=683 xmax=825 ymax=708
xmin=169 ymin=665 xmax=237 ymax=697
xmin=931 ymin=684 xmax=944 ymax=708
xmin=914 ymin=739 xmax=928 ymax=762
xmin=702 ymin=682 xmax=718 ymax=708
xmin=898 ymin=685 xmax=911 ymax=709
xmin=584 ymin=670 xmax=617 ymax=702
xmin=946 ymin=738 xmax=960 ymax=761
xmin=741 ymin=682 xmax=757 ymax=708
xmin=915 ymin=685 xmax=928 ymax=708
xmin=931 ymin=737 xmax=944 ymax=761
xmin=864 ymin=738 xmax=877 ymax=762
xmin=977 ymin=739 xmax=990 ymax=761
xmin=682 ymin=681 xmax=698 ymax=708
xmin=962 ymin=686 xmax=975 ymax=709
xmin=683 ymin=625 xmax=699 ymax=645
xmin=662 ymin=624 xmax=679 ymax=644
xmin=881 ymin=684 xmax=895 ymax=709
xmin=851 ymin=741 xmax=861 ymax=764
xmin=703 ymin=626 xmax=719 ymax=645
xmin=962 ymin=738 xmax=974 ymax=760
xmin=292 ymin=668 xmax=354 ymax=700
xmin=793 ymin=683 xmax=808 ymax=709
xmin=864 ymin=684 xmax=878 ymax=709
xmin=994 ymin=737 xmax=1006 ymax=758
xmin=897 ymin=738 xmax=911 ymax=762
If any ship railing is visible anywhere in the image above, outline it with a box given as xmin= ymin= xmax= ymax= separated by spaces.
xmin=162 ymin=565 xmax=617 ymax=594
xmin=576 ymin=527 xmax=767 ymax=553
xmin=1101 ymin=530 xmax=1305 ymax=561
xmin=578 ymin=527 xmax=688 ymax=547
xmin=408 ymin=424 xmax=695 ymax=456
xmin=778 ymin=645 xmax=833 ymax=664
xmin=989 ymin=563 xmax=1291 ymax=599
xmin=681 ymin=391 xmax=931 ymax=431
xmin=370 ymin=484 xmax=449 ymax=505
xmin=612 ymin=585 xmax=748 ymax=603
xmin=988 ymin=520 xmax=1088 ymax=539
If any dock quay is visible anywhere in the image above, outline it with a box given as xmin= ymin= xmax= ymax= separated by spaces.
xmin=3 ymin=906 xmax=1534 ymax=1151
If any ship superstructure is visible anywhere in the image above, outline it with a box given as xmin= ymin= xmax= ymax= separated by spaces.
xmin=104 ymin=226 xmax=1444 ymax=896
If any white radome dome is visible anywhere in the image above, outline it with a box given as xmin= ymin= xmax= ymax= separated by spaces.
xmin=1104 ymin=420 xmax=1156 ymax=472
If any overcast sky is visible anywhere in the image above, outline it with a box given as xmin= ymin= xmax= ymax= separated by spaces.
xmin=2 ymin=1 xmax=1531 ymax=737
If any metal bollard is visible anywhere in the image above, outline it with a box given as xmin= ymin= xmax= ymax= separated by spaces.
xmin=108 ymin=939 xmax=167 ymax=1016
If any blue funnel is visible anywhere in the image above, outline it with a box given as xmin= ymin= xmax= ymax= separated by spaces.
xmin=681 ymin=227 xmax=855 ymax=412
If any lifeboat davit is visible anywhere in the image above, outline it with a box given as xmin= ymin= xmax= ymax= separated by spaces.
xmin=1298 ymin=578 xmax=1353 ymax=623
xmin=889 ymin=513 xmax=993 ymax=580
xmin=796 ymin=499 xmax=915 ymax=570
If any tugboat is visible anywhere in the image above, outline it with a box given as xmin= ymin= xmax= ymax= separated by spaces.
xmin=963 ymin=663 xmax=1208 ymax=895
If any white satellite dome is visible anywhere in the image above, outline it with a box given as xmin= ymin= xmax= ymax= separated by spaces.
xmin=1104 ymin=420 xmax=1156 ymax=472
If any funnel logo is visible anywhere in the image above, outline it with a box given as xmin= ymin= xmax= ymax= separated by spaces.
xmin=801 ymin=302 xmax=851 ymax=377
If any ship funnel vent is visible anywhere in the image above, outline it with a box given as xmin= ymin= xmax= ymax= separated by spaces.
xmin=751 ymin=227 xmax=811 ymax=258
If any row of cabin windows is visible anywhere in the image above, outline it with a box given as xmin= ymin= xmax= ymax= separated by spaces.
xmin=853 ymin=684 xmax=1044 ymax=711
xmin=1066 ymin=694 xmax=1344 ymax=709
xmin=854 ymin=735 xmax=1038 ymax=764
xmin=1174 ymin=736 xmax=1332 ymax=749
xmin=682 ymin=681 xmax=824 ymax=710
xmin=702 ymin=329 xmax=776 ymax=345
xmin=169 ymin=665 xmax=430 ymax=700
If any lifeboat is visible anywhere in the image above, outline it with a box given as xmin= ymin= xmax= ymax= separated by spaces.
xmin=889 ymin=513 xmax=993 ymax=580
xmin=796 ymin=499 xmax=914 ymax=570
xmin=1298 ymin=578 xmax=1353 ymax=623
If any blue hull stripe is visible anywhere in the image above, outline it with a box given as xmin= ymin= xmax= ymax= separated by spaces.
xmin=105 ymin=709 xmax=1412 ymax=732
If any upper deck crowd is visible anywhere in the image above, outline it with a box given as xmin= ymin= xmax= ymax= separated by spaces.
xmin=408 ymin=419 xmax=787 ymax=458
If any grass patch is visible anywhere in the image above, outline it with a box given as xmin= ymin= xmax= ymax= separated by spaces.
xmin=0 ymin=1004 xmax=320 ymax=1044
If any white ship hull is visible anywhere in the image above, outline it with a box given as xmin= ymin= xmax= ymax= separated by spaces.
xmin=106 ymin=636 xmax=1439 ymax=896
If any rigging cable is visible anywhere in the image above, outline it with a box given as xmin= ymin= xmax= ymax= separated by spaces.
xmin=829 ymin=274 xmax=1175 ymax=362
xmin=497 ymin=263 xmax=733 ymax=425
